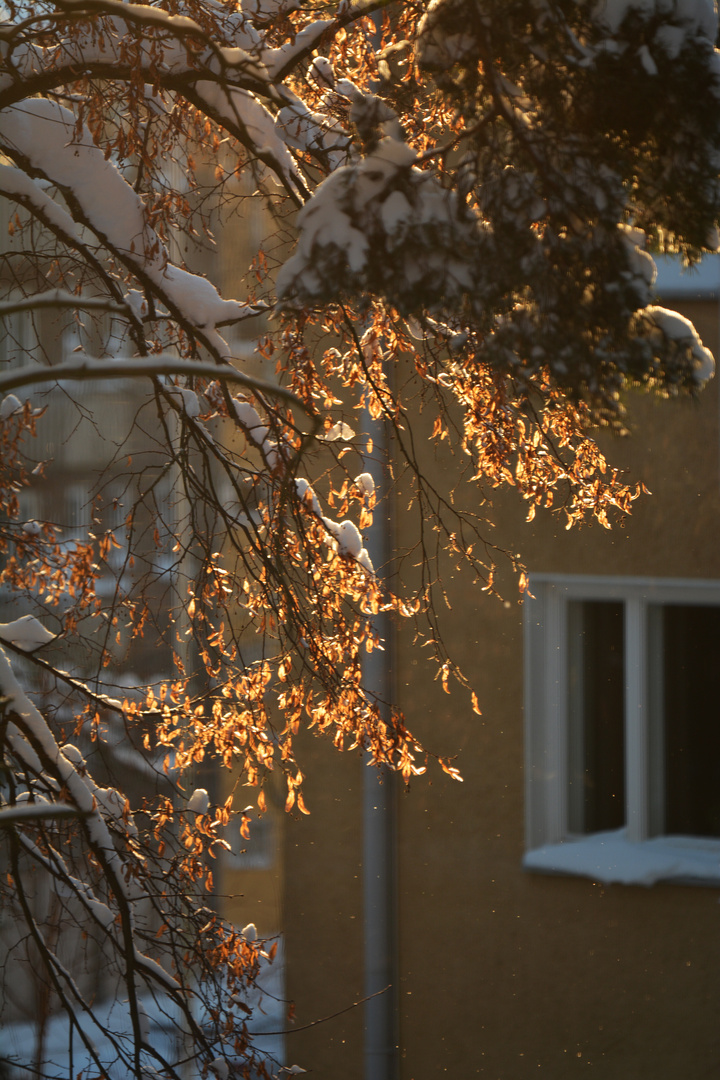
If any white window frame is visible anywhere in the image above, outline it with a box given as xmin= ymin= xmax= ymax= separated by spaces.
xmin=524 ymin=573 xmax=720 ymax=885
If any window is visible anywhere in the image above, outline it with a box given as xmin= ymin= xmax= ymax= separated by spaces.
xmin=524 ymin=575 xmax=720 ymax=885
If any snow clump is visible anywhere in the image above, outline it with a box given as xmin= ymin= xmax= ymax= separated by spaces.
xmin=187 ymin=788 xmax=210 ymax=815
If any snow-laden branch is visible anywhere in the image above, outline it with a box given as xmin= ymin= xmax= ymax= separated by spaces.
xmin=0 ymin=9 xmax=276 ymax=100
xmin=55 ymin=0 xmax=259 ymax=66
xmin=0 ymin=163 xmax=80 ymax=238
xmin=0 ymin=647 xmax=139 ymax=900
xmin=0 ymin=166 xmax=148 ymax=351
xmin=0 ymin=802 xmax=88 ymax=826
xmin=0 ymin=0 xmax=396 ymax=206
xmin=0 ymin=354 xmax=305 ymax=408
xmin=0 ymin=290 xmax=133 ymax=318
xmin=0 ymin=99 xmax=269 ymax=344
xmin=0 ymin=8 xmax=308 ymax=201
xmin=190 ymin=79 xmax=306 ymax=199
xmin=267 ymin=0 xmax=397 ymax=82
xmin=0 ymin=642 xmax=193 ymax=1066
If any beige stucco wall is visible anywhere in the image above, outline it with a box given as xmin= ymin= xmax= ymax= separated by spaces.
xmin=283 ymin=297 xmax=720 ymax=1079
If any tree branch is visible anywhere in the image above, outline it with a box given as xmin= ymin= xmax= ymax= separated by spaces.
xmin=0 ymin=290 xmax=133 ymax=319
xmin=0 ymin=355 xmax=307 ymax=410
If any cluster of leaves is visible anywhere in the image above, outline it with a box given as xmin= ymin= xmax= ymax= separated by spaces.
xmin=0 ymin=0 xmax=718 ymax=1076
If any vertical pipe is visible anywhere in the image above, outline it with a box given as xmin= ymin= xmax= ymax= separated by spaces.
xmin=625 ymin=596 xmax=648 ymax=843
xmin=359 ymin=16 xmax=398 ymax=1065
xmin=363 ymin=743 xmax=397 ymax=1080
xmin=362 ymin=399 xmax=398 ymax=1080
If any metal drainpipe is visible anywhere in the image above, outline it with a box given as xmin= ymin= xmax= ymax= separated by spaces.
xmin=362 ymin=399 xmax=399 ymax=1080
xmin=359 ymin=17 xmax=398 ymax=1071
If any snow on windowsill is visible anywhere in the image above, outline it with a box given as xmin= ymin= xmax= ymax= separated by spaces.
xmin=523 ymin=829 xmax=720 ymax=887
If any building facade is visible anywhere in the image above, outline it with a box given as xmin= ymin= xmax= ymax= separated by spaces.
xmin=281 ymin=261 xmax=720 ymax=1080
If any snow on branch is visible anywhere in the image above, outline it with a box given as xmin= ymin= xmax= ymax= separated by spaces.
xmin=0 ymin=614 xmax=57 ymax=651
xmin=0 ymin=100 xmax=266 ymax=336
xmin=55 ymin=0 xmax=240 ymax=53
xmin=0 ymin=802 xmax=88 ymax=826
xmin=0 ymin=355 xmax=306 ymax=408
xmin=191 ymin=79 xmax=305 ymax=197
xmin=0 ymin=290 xmax=133 ymax=318
xmin=0 ymin=163 xmax=80 ymax=239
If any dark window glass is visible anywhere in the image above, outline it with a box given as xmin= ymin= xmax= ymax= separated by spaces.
xmin=568 ymin=601 xmax=625 ymax=834
xmin=663 ymin=605 xmax=720 ymax=838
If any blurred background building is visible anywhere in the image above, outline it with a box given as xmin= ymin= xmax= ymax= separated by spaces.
xmin=280 ymin=257 xmax=720 ymax=1080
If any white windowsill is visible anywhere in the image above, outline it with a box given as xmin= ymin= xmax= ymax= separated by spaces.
xmin=523 ymin=829 xmax=720 ymax=887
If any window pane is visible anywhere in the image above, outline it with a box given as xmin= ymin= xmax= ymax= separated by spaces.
xmin=663 ymin=604 xmax=720 ymax=838
xmin=568 ymin=601 xmax=625 ymax=834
